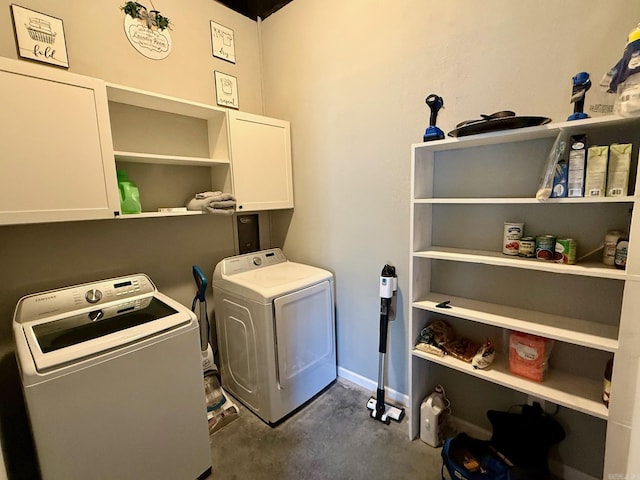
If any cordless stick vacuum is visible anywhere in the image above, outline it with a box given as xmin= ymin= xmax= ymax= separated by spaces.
xmin=367 ymin=264 xmax=405 ymax=424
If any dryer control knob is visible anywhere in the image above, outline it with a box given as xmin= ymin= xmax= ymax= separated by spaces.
xmin=85 ymin=289 xmax=102 ymax=304
xmin=253 ymin=257 xmax=262 ymax=266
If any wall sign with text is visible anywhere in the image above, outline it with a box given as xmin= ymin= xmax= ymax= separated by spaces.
xmin=121 ymin=2 xmax=172 ymax=60
xmin=10 ymin=4 xmax=69 ymax=68
xmin=210 ymin=21 xmax=236 ymax=63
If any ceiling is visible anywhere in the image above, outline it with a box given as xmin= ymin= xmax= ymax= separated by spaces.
xmin=217 ymin=0 xmax=293 ymax=20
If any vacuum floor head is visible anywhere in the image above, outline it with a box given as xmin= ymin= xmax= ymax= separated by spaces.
xmin=366 ymin=396 xmax=405 ymax=424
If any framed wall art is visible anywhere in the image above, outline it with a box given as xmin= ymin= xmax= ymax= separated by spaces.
xmin=10 ymin=4 xmax=69 ymax=68
xmin=214 ymin=71 xmax=239 ymax=109
xmin=121 ymin=2 xmax=172 ymax=60
xmin=210 ymin=21 xmax=236 ymax=63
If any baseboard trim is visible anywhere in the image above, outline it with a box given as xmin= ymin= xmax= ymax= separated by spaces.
xmin=337 ymin=366 xmax=409 ymax=407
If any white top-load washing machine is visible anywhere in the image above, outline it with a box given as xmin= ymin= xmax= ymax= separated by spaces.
xmin=13 ymin=274 xmax=211 ymax=480
xmin=213 ymin=248 xmax=336 ymax=424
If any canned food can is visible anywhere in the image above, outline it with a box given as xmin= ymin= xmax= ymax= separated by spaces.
xmin=503 ymin=222 xmax=524 ymax=256
xmin=518 ymin=237 xmax=536 ymax=258
xmin=554 ymin=238 xmax=577 ymax=264
xmin=535 ymin=235 xmax=556 ymax=260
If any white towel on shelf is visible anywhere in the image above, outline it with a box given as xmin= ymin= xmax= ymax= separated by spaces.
xmin=186 ymin=191 xmax=236 ymax=215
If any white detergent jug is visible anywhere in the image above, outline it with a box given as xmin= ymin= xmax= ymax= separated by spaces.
xmin=419 ymin=385 xmax=449 ymax=447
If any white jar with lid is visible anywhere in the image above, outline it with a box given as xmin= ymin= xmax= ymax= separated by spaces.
xmin=604 ymin=230 xmax=623 ymax=265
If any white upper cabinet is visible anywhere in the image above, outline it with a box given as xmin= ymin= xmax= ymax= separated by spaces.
xmin=0 ymin=57 xmax=119 ymax=225
xmin=0 ymin=57 xmax=294 ymax=223
xmin=228 ymin=110 xmax=293 ymax=212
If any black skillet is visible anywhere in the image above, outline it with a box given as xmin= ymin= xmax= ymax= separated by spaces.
xmin=447 ymin=111 xmax=551 ymax=138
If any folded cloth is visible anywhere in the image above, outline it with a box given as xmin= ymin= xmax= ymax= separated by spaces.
xmin=186 ymin=191 xmax=236 ymax=215
xmin=210 ymin=200 xmax=236 ymax=209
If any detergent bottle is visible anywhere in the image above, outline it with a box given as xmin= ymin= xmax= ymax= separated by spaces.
xmin=117 ymin=170 xmax=142 ymax=214
xmin=420 ymin=384 xmax=450 ymax=447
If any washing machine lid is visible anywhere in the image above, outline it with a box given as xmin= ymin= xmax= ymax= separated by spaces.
xmin=213 ymin=250 xmax=332 ymax=303
xmin=13 ymin=275 xmax=195 ymax=372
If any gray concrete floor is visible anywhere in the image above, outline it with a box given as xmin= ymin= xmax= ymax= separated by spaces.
xmin=208 ymin=379 xmax=443 ymax=479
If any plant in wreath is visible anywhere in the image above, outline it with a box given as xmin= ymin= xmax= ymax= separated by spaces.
xmin=121 ymin=1 xmax=171 ymax=30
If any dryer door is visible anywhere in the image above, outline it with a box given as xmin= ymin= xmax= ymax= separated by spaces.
xmin=273 ymin=280 xmax=336 ymax=396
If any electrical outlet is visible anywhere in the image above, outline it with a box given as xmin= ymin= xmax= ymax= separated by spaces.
xmin=527 ymin=395 xmax=546 ymax=411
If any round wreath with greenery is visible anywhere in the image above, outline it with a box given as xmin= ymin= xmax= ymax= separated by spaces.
xmin=121 ymin=1 xmax=171 ymax=31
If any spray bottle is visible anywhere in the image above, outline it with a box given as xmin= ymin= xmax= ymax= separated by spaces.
xmin=420 ymin=384 xmax=450 ymax=447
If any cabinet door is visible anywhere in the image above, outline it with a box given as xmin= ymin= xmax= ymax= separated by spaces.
xmin=228 ymin=111 xmax=293 ymax=211
xmin=0 ymin=58 xmax=118 ymax=225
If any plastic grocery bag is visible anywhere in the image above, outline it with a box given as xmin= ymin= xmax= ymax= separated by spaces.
xmin=602 ymin=22 xmax=640 ymax=117
xmin=536 ymin=131 xmax=568 ymax=200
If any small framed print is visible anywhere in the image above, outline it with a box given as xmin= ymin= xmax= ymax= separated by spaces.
xmin=210 ymin=21 xmax=236 ymax=63
xmin=214 ymin=71 xmax=239 ymax=109
xmin=10 ymin=4 xmax=69 ymax=68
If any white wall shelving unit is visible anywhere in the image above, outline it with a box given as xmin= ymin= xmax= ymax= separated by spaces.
xmin=409 ymin=114 xmax=640 ymax=478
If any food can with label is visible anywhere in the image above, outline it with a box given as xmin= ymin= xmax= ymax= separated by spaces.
xmin=518 ymin=237 xmax=536 ymax=258
xmin=535 ymin=235 xmax=556 ymax=260
xmin=503 ymin=222 xmax=524 ymax=256
xmin=554 ymin=238 xmax=576 ymax=264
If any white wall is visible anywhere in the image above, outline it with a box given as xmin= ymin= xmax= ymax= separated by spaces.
xmin=0 ymin=1 xmax=262 ymax=110
xmin=261 ymin=0 xmax=640 ymax=407
xmin=0 ymin=2 xmax=261 ymax=477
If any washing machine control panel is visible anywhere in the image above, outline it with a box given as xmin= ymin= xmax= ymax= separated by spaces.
xmin=223 ymin=248 xmax=287 ymax=275
xmin=14 ymin=274 xmax=155 ymax=322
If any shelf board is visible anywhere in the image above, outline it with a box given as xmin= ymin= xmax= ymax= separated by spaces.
xmin=116 ymin=210 xmax=204 ymax=219
xmin=414 ymin=293 xmax=619 ymax=352
xmin=114 ymin=151 xmax=229 ymax=166
xmin=412 ymin=348 xmax=608 ymax=419
xmin=106 ymin=83 xmax=226 ymax=120
xmin=411 ymin=114 xmax=635 ymax=152
xmin=414 ymin=247 xmax=628 ymax=280
xmin=414 ymin=196 xmax=635 ymax=205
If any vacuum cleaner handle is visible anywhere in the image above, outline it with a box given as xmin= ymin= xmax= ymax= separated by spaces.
xmin=192 ymin=265 xmax=210 ymax=352
xmin=379 ymin=264 xmax=397 ymax=299
xmin=193 ymin=265 xmax=208 ymax=302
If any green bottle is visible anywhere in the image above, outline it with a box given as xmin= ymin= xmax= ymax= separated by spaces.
xmin=117 ymin=170 xmax=142 ymax=214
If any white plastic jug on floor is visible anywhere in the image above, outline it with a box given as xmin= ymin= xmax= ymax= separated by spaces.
xmin=420 ymin=385 xmax=449 ymax=447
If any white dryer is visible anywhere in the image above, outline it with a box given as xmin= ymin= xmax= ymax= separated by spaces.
xmin=213 ymin=248 xmax=336 ymax=424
